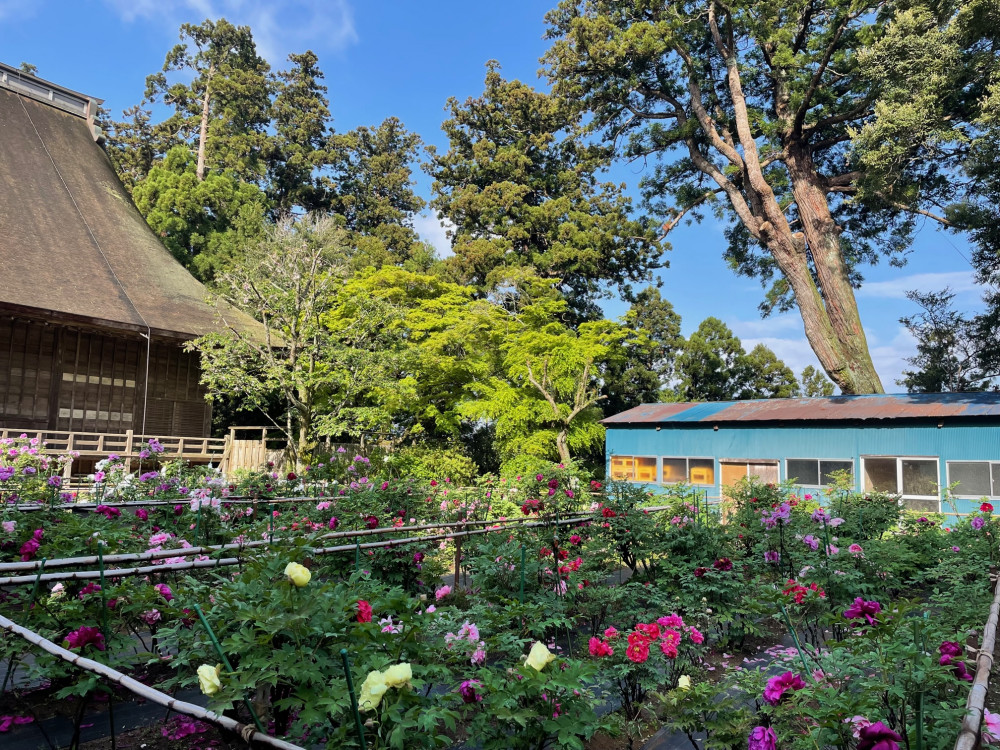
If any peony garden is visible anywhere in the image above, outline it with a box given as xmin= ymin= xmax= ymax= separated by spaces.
xmin=0 ymin=435 xmax=997 ymax=750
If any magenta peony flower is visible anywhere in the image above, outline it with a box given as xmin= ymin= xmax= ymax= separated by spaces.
xmin=844 ymin=597 xmax=882 ymax=626
xmin=748 ymin=726 xmax=777 ymax=750
xmin=763 ymin=671 xmax=806 ymax=705
xmin=64 ymin=626 xmax=106 ymax=652
xmin=939 ymin=641 xmax=963 ymax=665
xmin=134 ymin=508 xmax=149 ymax=521
xmin=857 ymin=721 xmax=902 ymax=750
xmin=154 ymin=583 xmax=173 ymax=602
xmin=764 ymin=550 xmax=780 ymax=563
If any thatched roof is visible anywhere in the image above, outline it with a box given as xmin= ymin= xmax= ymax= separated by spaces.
xmin=0 ymin=64 xmax=263 ymax=341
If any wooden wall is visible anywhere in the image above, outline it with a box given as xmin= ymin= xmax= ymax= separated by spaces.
xmin=0 ymin=317 xmax=211 ymax=436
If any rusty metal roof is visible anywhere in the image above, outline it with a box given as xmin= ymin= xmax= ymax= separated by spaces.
xmin=602 ymin=393 xmax=1000 ymax=425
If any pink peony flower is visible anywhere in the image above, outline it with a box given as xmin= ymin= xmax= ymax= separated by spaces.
xmin=435 ymin=585 xmax=451 ymax=601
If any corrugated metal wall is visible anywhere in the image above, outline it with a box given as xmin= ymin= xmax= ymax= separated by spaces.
xmin=606 ymin=422 xmax=1000 ymax=516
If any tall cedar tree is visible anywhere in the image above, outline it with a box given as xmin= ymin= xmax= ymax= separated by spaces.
xmin=542 ymin=1 xmax=979 ymax=393
xmin=670 ymin=317 xmax=798 ymax=401
xmin=328 ymin=118 xmax=427 ymax=268
xmin=143 ymin=18 xmax=272 ymax=183
xmin=428 ymin=63 xmax=663 ymax=322
xmin=602 ymin=287 xmax=682 ymax=413
xmin=268 ymin=51 xmax=334 ymax=217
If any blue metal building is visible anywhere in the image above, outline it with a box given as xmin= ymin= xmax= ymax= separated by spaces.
xmin=603 ymin=393 xmax=1000 ymax=517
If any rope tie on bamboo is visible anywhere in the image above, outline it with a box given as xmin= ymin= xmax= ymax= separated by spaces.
xmin=240 ymin=724 xmax=255 ymax=743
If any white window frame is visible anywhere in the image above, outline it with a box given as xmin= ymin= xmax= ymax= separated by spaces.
xmin=945 ymin=460 xmax=1000 ymax=499
xmin=609 ymin=454 xmax=659 ymax=483
xmin=861 ymin=455 xmax=941 ymax=510
xmin=660 ymin=456 xmax=716 ymax=486
xmin=784 ymin=458 xmax=855 ymax=488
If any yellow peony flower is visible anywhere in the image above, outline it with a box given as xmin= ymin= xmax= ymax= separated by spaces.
xmin=197 ymin=664 xmax=221 ymax=695
xmin=284 ymin=562 xmax=311 ymax=587
xmin=677 ymin=675 xmax=692 ymax=690
xmin=358 ymin=670 xmax=388 ymax=712
xmin=382 ymin=662 xmax=412 ymax=689
xmin=525 ymin=641 xmax=556 ymax=672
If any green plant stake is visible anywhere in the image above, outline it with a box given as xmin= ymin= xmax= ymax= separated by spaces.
xmin=28 ymin=557 xmax=47 ymax=609
xmin=96 ymin=544 xmax=117 ymax=750
xmin=355 ymin=541 xmax=361 ymax=572
xmin=192 ymin=605 xmax=266 ymax=734
xmin=778 ymin=603 xmax=812 ymax=677
xmin=519 ymin=544 xmax=526 ymax=607
xmin=340 ymin=648 xmax=367 ymax=748
xmin=268 ymin=504 xmax=274 ymax=544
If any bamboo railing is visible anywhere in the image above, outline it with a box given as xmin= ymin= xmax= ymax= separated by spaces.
xmin=955 ymin=571 xmax=1000 ymax=750
xmin=0 ymin=612 xmax=304 ymax=750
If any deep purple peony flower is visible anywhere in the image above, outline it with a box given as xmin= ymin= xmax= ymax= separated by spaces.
xmin=64 ymin=626 xmax=106 ymax=652
xmin=844 ymin=597 xmax=882 ymax=626
xmin=764 ymin=550 xmax=780 ymax=563
xmin=763 ymin=671 xmax=806 ymax=705
xmin=458 ymin=679 xmax=483 ymax=704
xmin=748 ymin=726 xmax=777 ymax=750
xmin=856 ymin=721 xmax=902 ymax=750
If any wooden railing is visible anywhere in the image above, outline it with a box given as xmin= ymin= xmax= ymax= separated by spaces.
xmin=0 ymin=428 xmax=228 ymax=462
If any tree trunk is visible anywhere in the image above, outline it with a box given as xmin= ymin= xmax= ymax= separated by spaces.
xmin=555 ymin=428 xmax=571 ymax=465
xmin=784 ymin=144 xmax=884 ymax=394
xmin=195 ymin=64 xmax=213 ymax=182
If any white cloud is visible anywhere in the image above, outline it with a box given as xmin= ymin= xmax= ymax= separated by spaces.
xmin=413 ymin=213 xmax=455 ymax=259
xmin=867 ymin=326 xmax=919 ymax=391
xmin=101 ymin=0 xmax=357 ymax=62
xmin=858 ymin=270 xmax=981 ymax=300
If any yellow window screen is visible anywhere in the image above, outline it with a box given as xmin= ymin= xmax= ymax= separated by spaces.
xmin=662 ymin=458 xmax=686 ymax=483
xmin=610 ymin=456 xmax=635 ymax=480
xmin=635 ymin=457 xmax=657 ymax=482
xmin=689 ymin=459 xmax=714 ymax=485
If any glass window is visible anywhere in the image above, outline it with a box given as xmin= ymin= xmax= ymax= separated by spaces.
xmin=864 ymin=458 xmax=898 ymax=493
xmin=635 ymin=457 xmax=657 ymax=483
xmin=993 ymin=464 xmax=1000 ymax=496
xmin=820 ymin=460 xmax=854 ymax=485
xmin=949 ymin=462 xmax=992 ymax=497
xmin=689 ymin=459 xmax=714 ymax=485
xmin=902 ymin=459 xmax=938 ymax=496
xmin=610 ymin=456 xmax=634 ymax=480
xmin=662 ymin=458 xmax=687 ymax=483
xmin=787 ymin=459 xmax=820 ymax=486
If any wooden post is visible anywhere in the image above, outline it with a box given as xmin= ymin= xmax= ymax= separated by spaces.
xmin=123 ymin=430 xmax=133 ymax=472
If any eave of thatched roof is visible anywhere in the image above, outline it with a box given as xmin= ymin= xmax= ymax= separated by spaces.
xmin=0 ymin=70 xmax=264 ymax=342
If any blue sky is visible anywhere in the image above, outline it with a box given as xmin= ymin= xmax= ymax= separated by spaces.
xmin=0 ymin=0 xmax=986 ymax=390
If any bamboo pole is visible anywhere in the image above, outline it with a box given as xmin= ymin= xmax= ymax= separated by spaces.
xmin=0 ymin=510 xmax=616 ymax=575
xmin=955 ymin=571 xmax=1000 ymax=750
xmin=0 ymin=612 xmax=305 ymax=750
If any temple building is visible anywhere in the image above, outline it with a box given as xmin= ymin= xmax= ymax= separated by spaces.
xmin=0 ymin=62 xmax=260 ymax=451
